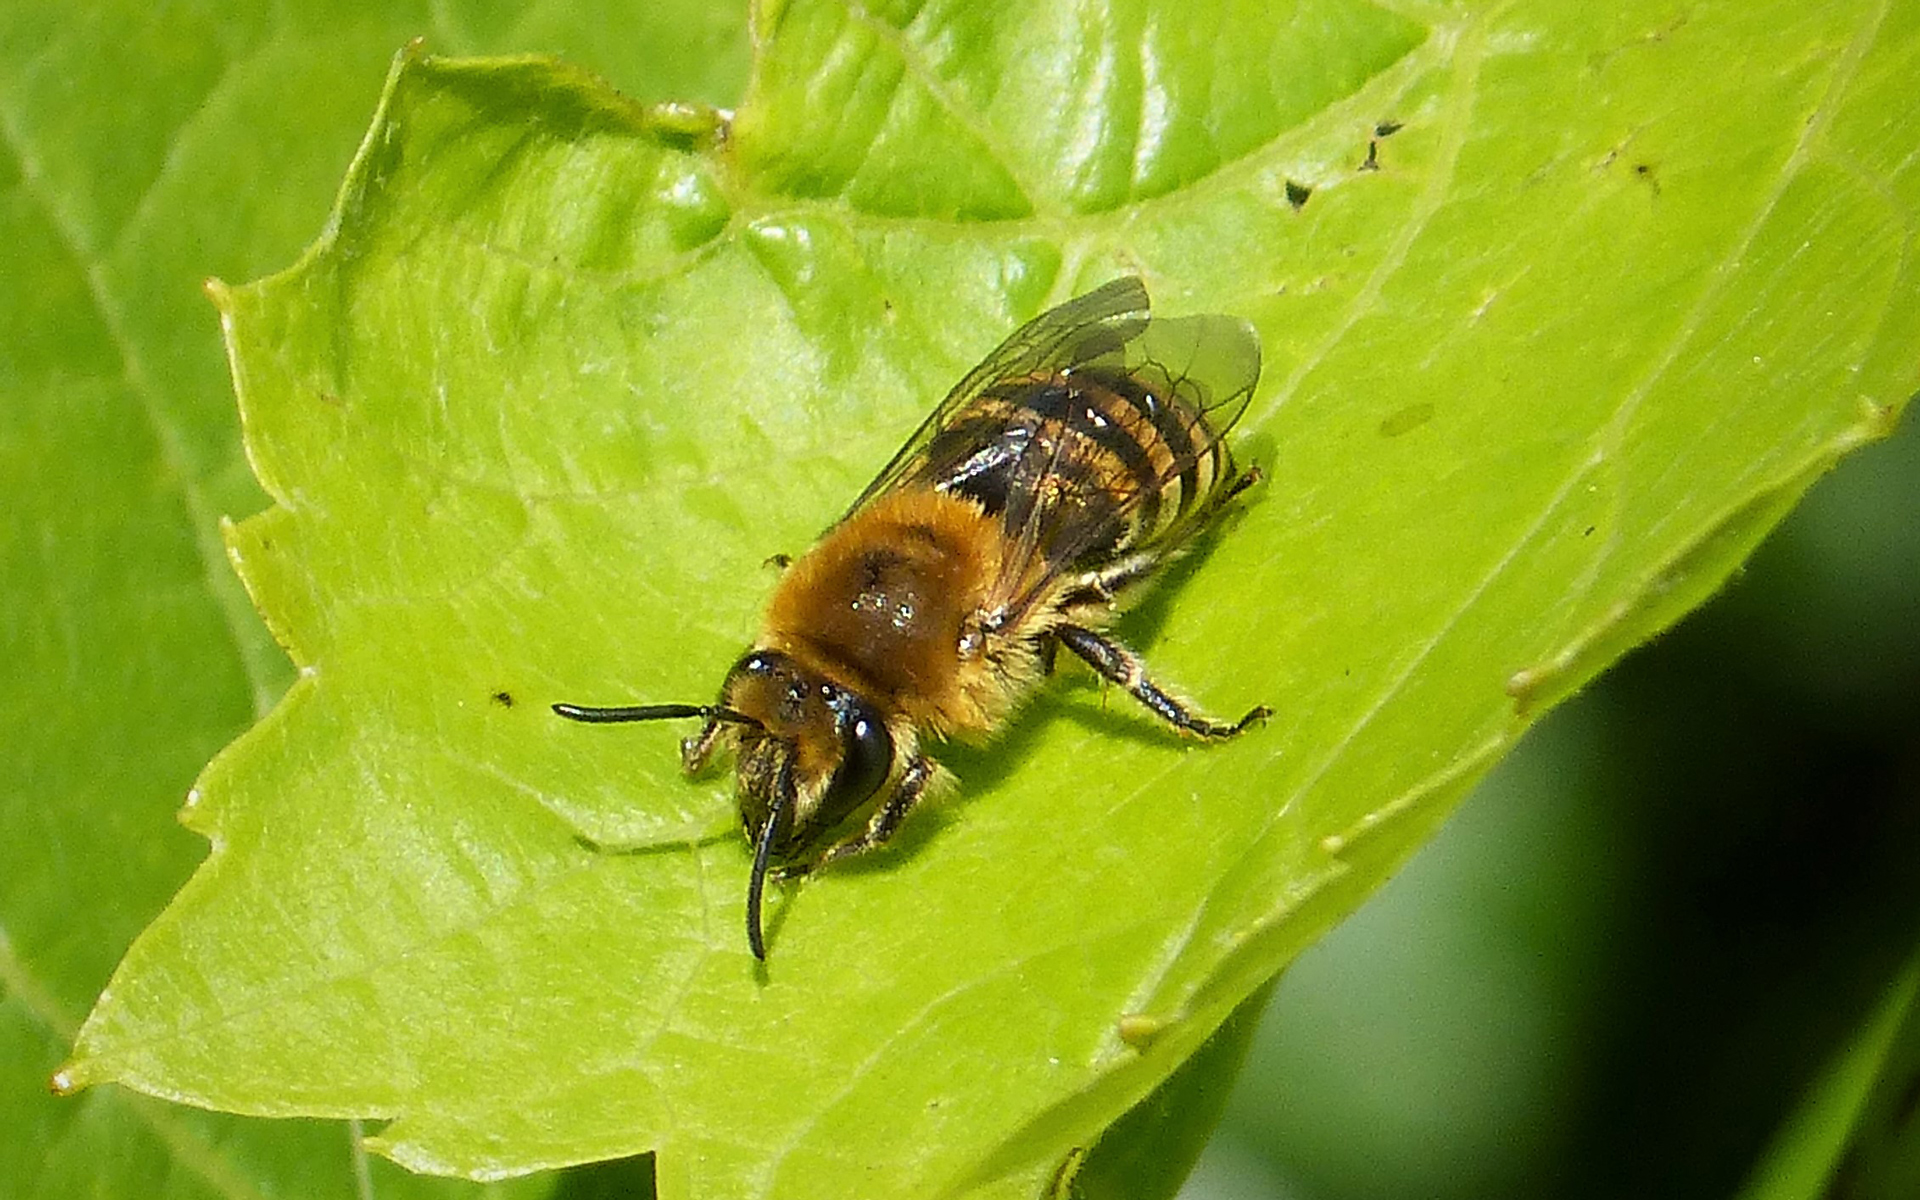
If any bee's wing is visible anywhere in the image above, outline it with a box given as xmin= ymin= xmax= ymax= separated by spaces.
xmin=984 ymin=308 xmax=1262 ymax=623
xmin=841 ymin=276 xmax=1152 ymax=516
xmin=1110 ymin=308 xmax=1262 ymax=557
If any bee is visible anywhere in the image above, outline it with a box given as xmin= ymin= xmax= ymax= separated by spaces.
xmin=554 ymin=276 xmax=1268 ymax=958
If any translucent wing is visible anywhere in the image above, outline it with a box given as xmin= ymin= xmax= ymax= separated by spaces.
xmin=844 ymin=276 xmax=1260 ymax=626
xmin=978 ymin=306 xmax=1261 ymax=624
xmin=843 ymin=277 xmax=1152 ymax=516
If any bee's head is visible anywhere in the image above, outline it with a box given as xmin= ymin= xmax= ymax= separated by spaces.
xmin=722 ymin=649 xmax=894 ymax=953
xmin=724 ymin=650 xmax=894 ymax=845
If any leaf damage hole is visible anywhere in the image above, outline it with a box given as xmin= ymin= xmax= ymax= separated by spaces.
xmin=1284 ymin=180 xmax=1313 ymax=210
xmin=1360 ymin=120 xmax=1403 ymax=172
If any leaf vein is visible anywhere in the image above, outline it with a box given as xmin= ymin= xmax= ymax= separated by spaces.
xmin=836 ymin=0 xmax=1045 ymax=214
xmin=1123 ymin=8 xmax=1494 ymax=1011
xmin=0 ymin=95 xmax=280 ymax=719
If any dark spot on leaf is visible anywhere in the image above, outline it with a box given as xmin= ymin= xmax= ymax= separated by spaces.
xmin=1360 ymin=140 xmax=1381 ymax=172
xmin=1379 ymin=402 xmax=1434 ymax=437
xmin=1585 ymin=525 xmax=1597 ymax=537
xmin=1375 ymin=120 xmax=1404 ymax=138
xmin=764 ymin=552 xmax=793 ymax=570
xmin=491 ymin=690 xmax=515 ymax=708
xmin=1284 ymin=180 xmax=1312 ymax=210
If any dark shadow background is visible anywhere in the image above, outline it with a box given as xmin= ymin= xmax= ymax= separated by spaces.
xmin=1192 ymin=404 xmax=1920 ymax=1200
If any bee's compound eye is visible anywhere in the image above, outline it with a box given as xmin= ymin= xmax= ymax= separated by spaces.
xmin=816 ymin=694 xmax=893 ymax=830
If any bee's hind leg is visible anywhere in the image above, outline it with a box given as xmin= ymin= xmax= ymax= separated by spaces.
xmin=817 ymin=754 xmax=938 ymax=868
xmin=1055 ymin=623 xmax=1269 ymax=739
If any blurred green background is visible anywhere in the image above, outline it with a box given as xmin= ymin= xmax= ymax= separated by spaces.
xmin=1189 ymin=399 xmax=1920 ymax=1198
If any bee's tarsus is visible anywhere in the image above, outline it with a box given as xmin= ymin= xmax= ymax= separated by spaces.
xmin=1231 ymin=705 xmax=1275 ymax=735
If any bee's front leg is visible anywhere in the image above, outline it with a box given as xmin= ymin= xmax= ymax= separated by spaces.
xmin=817 ymin=754 xmax=938 ymax=868
xmin=680 ymin=716 xmax=727 ymax=774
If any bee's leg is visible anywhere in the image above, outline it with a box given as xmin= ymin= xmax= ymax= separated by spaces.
xmin=1037 ymin=634 xmax=1059 ymax=676
xmin=1176 ymin=462 xmax=1263 ymax=540
xmin=1055 ymin=623 xmax=1269 ymax=739
xmin=818 ymin=754 xmax=938 ymax=867
xmin=1078 ymin=466 xmax=1262 ymax=604
xmin=680 ymin=714 xmax=727 ymax=773
xmin=1081 ymin=467 xmax=1262 ymax=601
xmin=1083 ymin=553 xmax=1160 ymax=601
xmin=1218 ymin=462 xmax=1262 ymax=506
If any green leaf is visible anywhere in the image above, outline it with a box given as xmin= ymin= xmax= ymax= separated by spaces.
xmin=0 ymin=1 xmax=743 ymax=1196
xmin=731 ymin=0 xmax=1426 ymax=216
xmin=1735 ymin=950 xmax=1920 ymax=1200
xmin=55 ymin=2 xmax=1920 ymax=1198
xmin=1062 ymin=980 xmax=1276 ymax=1200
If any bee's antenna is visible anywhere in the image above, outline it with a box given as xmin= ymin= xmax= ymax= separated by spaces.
xmin=551 ymin=702 xmax=760 ymax=727
xmin=746 ymin=757 xmax=795 ymax=961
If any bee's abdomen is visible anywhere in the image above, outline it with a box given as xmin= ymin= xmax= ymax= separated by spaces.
xmin=924 ymin=365 xmax=1231 ymax=566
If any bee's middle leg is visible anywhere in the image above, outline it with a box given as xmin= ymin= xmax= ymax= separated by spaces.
xmin=1055 ymin=623 xmax=1269 ymax=739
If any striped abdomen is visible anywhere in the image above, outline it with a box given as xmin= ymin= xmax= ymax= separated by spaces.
xmin=912 ymin=363 xmax=1237 ymax=576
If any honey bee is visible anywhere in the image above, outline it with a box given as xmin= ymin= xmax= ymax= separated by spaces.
xmin=555 ymin=276 xmax=1268 ymax=958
